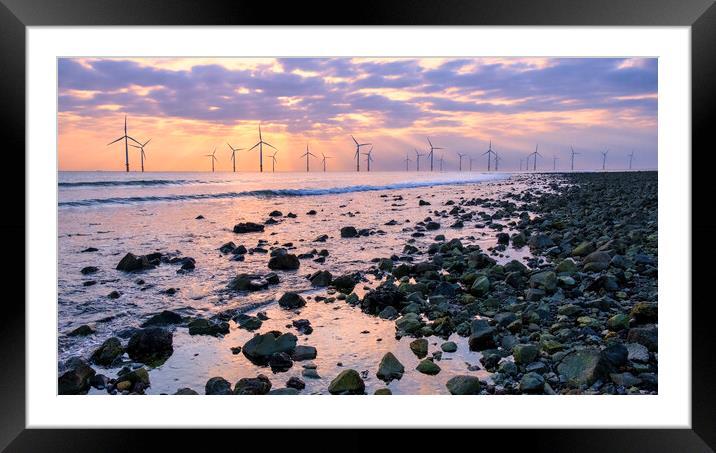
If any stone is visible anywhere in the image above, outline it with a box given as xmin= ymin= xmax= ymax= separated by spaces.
xmin=468 ymin=319 xmax=496 ymax=351
xmin=340 ymin=226 xmax=359 ymax=238
xmin=610 ymin=372 xmax=642 ymax=387
xmin=332 ymin=274 xmax=357 ymax=293
xmin=378 ymin=306 xmax=399 ymax=320
xmin=583 ymin=251 xmax=611 ymax=272
xmin=607 ymin=313 xmax=630 ymax=331
xmin=441 ymin=341 xmax=458 ymax=353
xmin=269 ymin=388 xmax=299 ymax=395
xmin=234 ymin=375 xmax=272 ymax=395
xmin=188 ymin=318 xmax=229 ymax=336
xmin=90 ymin=337 xmax=124 ymax=366
xmin=269 ymin=352 xmax=294 ymax=372
xmin=377 ymin=352 xmax=405 ymax=382
xmin=361 ymin=283 xmax=405 ymax=315
xmin=374 ymin=388 xmax=392 ymax=395
xmin=626 ymin=325 xmax=658 ymax=351
xmin=519 ymin=372 xmax=545 ymax=393
xmin=310 ymin=270 xmax=332 ymax=287
xmin=116 ymin=253 xmax=151 ymax=271
xmin=58 ymin=358 xmax=96 ymax=395
xmin=528 ymin=234 xmax=555 ymax=250
xmin=141 ymin=310 xmax=183 ymax=327
xmin=126 ymin=327 xmax=173 ymax=364
xmin=416 ymin=359 xmax=441 ymax=375
xmin=529 ymin=271 xmax=557 ymax=292
xmin=626 ymin=343 xmax=650 ymax=362
xmin=268 ymin=253 xmax=300 ymax=270
xmin=395 ymin=313 xmax=423 ymax=334
xmin=81 ymin=266 xmax=99 ymax=275
xmin=174 ymin=388 xmax=199 ymax=395
xmin=328 ymin=369 xmax=365 ymax=395
xmin=630 ymin=302 xmax=658 ymax=324
xmin=68 ymin=324 xmax=95 ymax=337
xmin=278 ymin=292 xmax=306 ymax=309
xmin=219 ymin=241 xmax=236 ymax=253
xmin=286 ymin=376 xmax=305 ymax=390
xmin=470 ymin=275 xmax=490 ymax=297
xmin=555 ymin=258 xmax=578 ymax=275
xmin=572 ymin=241 xmax=595 ymax=257
xmin=242 ymin=331 xmax=298 ymax=365
xmin=409 ymin=339 xmax=428 ymax=358
xmin=233 ymin=222 xmax=265 ymax=234
xmin=557 ymin=348 xmax=609 ymax=386
xmin=513 ymin=344 xmax=540 ymax=365
xmin=602 ymin=343 xmax=629 ymax=368
xmin=446 ymin=375 xmax=481 ymax=395
xmin=235 ymin=314 xmax=262 ymax=331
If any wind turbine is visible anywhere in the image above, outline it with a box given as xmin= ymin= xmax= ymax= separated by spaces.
xmin=495 ymin=152 xmax=501 ymax=171
xmin=457 ymin=153 xmax=466 ymax=171
xmin=351 ymin=136 xmax=371 ymax=172
xmin=405 ymin=152 xmax=412 ymax=171
xmin=426 ymin=137 xmax=443 ymax=171
xmin=300 ymin=143 xmax=317 ymax=172
xmin=321 ymin=152 xmax=333 ymax=172
xmin=628 ymin=150 xmax=635 ymax=170
xmin=414 ymin=149 xmax=424 ymax=171
xmin=362 ymin=146 xmax=375 ymax=172
xmin=107 ymin=115 xmax=141 ymax=172
xmin=528 ymin=144 xmax=543 ymax=171
xmin=553 ymin=154 xmax=559 ymax=171
xmin=439 ymin=154 xmax=444 ymax=172
xmin=601 ymin=149 xmax=609 ymax=170
xmin=227 ymin=142 xmax=245 ymax=172
xmin=482 ymin=140 xmax=497 ymax=171
xmin=519 ymin=158 xmax=524 ymax=171
xmin=248 ymin=124 xmax=277 ymax=172
xmin=270 ymin=151 xmax=278 ymax=172
xmin=205 ymin=147 xmax=218 ymax=172
xmin=129 ymin=138 xmax=151 ymax=173
xmin=570 ymin=146 xmax=580 ymax=171
xmin=469 ymin=157 xmax=474 ymax=171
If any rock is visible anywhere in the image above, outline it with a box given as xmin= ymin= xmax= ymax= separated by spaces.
xmin=630 ymin=302 xmax=657 ymax=324
xmin=116 ymin=253 xmax=150 ymax=271
xmin=378 ymin=306 xmax=399 ymax=320
xmin=361 ymin=283 xmax=405 ymax=315
xmin=610 ymin=372 xmax=642 ymax=387
xmin=286 ymin=376 xmax=306 ymax=390
xmin=468 ymin=319 xmax=496 ymax=351
xmin=374 ymin=388 xmax=392 ymax=395
xmin=235 ymin=314 xmax=262 ymax=331
xmin=81 ymin=247 xmax=99 ymax=253
xmin=107 ymin=290 xmax=121 ymax=299
xmin=269 ymin=352 xmax=294 ymax=372
xmin=425 ymin=221 xmax=440 ymax=230
xmin=496 ymin=232 xmax=510 ymax=244
xmin=601 ymin=343 xmax=628 ymax=368
xmin=268 ymin=253 xmax=300 ymax=270
xmin=90 ymin=337 xmax=124 ymax=366
xmin=58 ymin=358 xmax=96 ymax=394
xmin=234 ymin=375 xmax=272 ymax=395
xmin=557 ymin=348 xmax=609 ymax=386
xmin=291 ymin=345 xmax=317 ymax=362
xmin=528 ymin=234 xmax=554 ymax=250
xmin=141 ymin=310 xmax=183 ymax=327
xmin=529 ymin=271 xmax=557 ymax=292
xmin=328 ymin=369 xmax=365 ymax=394
xmin=227 ymin=273 xmax=277 ymax=291
xmin=607 ymin=313 xmax=630 ymax=331
xmin=441 ymin=341 xmax=458 ymax=352
xmin=340 ymin=226 xmax=358 ymax=238
xmin=269 ymin=210 xmax=283 ymax=217
xmin=470 ymin=275 xmax=490 ymax=296
xmin=188 ymin=318 xmax=229 ymax=336
xmin=583 ymin=251 xmax=611 ymax=272
xmin=126 ymin=327 xmax=173 ymax=364
xmin=332 ymin=274 xmax=357 ymax=293
xmin=446 ymin=375 xmax=481 ymax=395
xmin=555 ymin=258 xmax=578 ymax=275
xmin=378 ymin=258 xmax=394 ymax=272
xmin=115 ymin=367 xmax=150 ymax=391
xmin=626 ymin=325 xmax=658 ymax=351
xmin=291 ymin=319 xmax=313 ymax=335
xmin=278 ymin=292 xmax=306 ymax=309
xmin=302 ymin=368 xmax=321 ymax=379
xmin=419 ymin=199 xmax=431 ymax=206
xmin=377 ymin=352 xmax=405 ymax=382
xmin=269 ymin=388 xmax=299 ymax=395
xmin=307 ymin=210 xmax=317 ymax=215
xmin=242 ymin=331 xmax=298 ymax=365
xmin=520 ymin=372 xmax=545 ymax=393
xmin=626 ymin=343 xmax=650 ymax=362
xmin=395 ymin=313 xmax=423 ymax=334
xmin=233 ymin=222 xmax=265 ymax=234
xmin=409 ymin=339 xmax=428 ymax=358
xmin=310 ymin=270 xmax=332 ymax=287
xmin=68 ymin=324 xmax=95 ymax=337
xmin=81 ymin=266 xmax=99 ymax=275
xmin=512 ymin=344 xmax=539 ymax=365
xmin=572 ymin=241 xmax=595 ymax=257
xmin=416 ymin=359 xmax=441 ymax=375
xmin=174 ymin=388 xmax=199 ymax=395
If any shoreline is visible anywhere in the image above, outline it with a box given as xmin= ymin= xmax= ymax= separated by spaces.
xmin=59 ymin=171 xmax=658 ymax=395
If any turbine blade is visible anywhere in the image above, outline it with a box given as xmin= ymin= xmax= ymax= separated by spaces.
xmin=352 ymin=135 xmax=359 ymax=145
xmin=143 ymin=138 xmax=152 ymax=146
xmin=263 ymin=141 xmax=278 ymax=151
xmin=107 ymin=136 xmax=123 ymax=146
xmin=248 ymin=142 xmax=260 ymax=151
xmin=128 ymin=136 xmax=142 ymax=146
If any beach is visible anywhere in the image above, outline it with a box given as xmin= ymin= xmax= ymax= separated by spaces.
xmin=58 ymin=171 xmax=658 ymax=395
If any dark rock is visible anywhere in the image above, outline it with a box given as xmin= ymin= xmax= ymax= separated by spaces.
xmin=520 ymin=372 xmax=545 ymax=393
xmin=361 ymin=283 xmax=405 ymax=315
xmin=328 ymin=369 xmax=365 ymax=394
xmin=235 ymin=314 xmax=262 ymax=331
xmin=233 ymin=222 xmax=265 ymax=234
xmin=234 ymin=375 xmax=272 ymax=395
xmin=627 ymin=325 xmax=658 ymax=351
xmin=310 ymin=270 xmax=332 ymax=287
xmin=286 ymin=376 xmax=305 ymax=390
xmin=205 ymin=376 xmax=233 ymax=395
xmin=126 ymin=328 xmax=173 ymax=364
xmin=340 ymin=226 xmax=359 ymax=238
xmin=269 ymin=352 xmax=294 ymax=372
xmin=512 ymin=344 xmax=539 ymax=365
xmin=416 ymin=359 xmax=441 ymax=375
xmin=141 ymin=310 xmax=183 ymax=327
xmin=269 ymin=210 xmax=283 ymax=217
xmin=58 ymin=358 xmax=96 ymax=394
xmin=332 ymin=274 xmax=358 ymax=293
xmin=602 ymin=343 xmax=629 ymax=368
xmin=292 ymin=345 xmax=317 ymax=361
xmin=377 ymin=352 xmax=404 ymax=382
xmin=174 ymin=388 xmax=199 ymax=395
xmin=188 ymin=318 xmax=229 ymax=336
xmin=268 ymin=253 xmax=300 ymax=270
xmin=278 ymin=292 xmax=306 ymax=309
xmin=90 ymin=337 xmax=124 ymax=366
xmin=528 ymin=234 xmax=555 ymax=250
xmin=630 ymin=302 xmax=658 ymax=324
xmin=441 ymin=341 xmax=458 ymax=352
xmin=81 ymin=247 xmax=99 ymax=253
xmin=468 ymin=319 xmax=496 ymax=351
xmin=81 ymin=266 xmax=99 ymax=275
xmin=291 ymin=319 xmax=313 ymax=335
xmin=116 ymin=253 xmax=150 ymax=271
xmin=557 ymin=348 xmax=609 ymax=386
xmin=242 ymin=331 xmax=298 ymax=365
xmin=446 ymin=375 xmax=481 ymax=395
xmin=68 ymin=324 xmax=95 ymax=337
xmin=409 ymin=339 xmax=428 ymax=358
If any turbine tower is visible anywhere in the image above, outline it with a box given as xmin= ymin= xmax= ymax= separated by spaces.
xmin=300 ymin=143 xmax=317 ymax=172
xmin=321 ymin=152 xmax=333 ymax=172
xmin=362 ymin=146 xmax=375 ymax=172
xmin=528 ymin=144 xmax=543 ymax=171
xmin=601 ymin=149 xmax=609 ymax=170
xmin=414 ymin=149 xmax=424 ymax=172
xmin=269 ymin=151 xmax=278 ymax=172
xmin=438 ymin=154 xmax=444 ymax=172
xmin=248 ymin=124 xmax=277 ymax=172
xmin=469 ymin=157 xmax=474 ymax=172
xmin=570 ymin=146 xmax=580 ymax=171
xmin=129 ymin=138 xmax=151 ymax=173
xmin=494 ymin=152 xmax=501 ymax=171
xmin=482 ymin=140 xmax=497 ymax=171
xmin=426 ymin=137 xmax=443 ymax=171
xmin=405 ymin=152 xmax=412 ymax=171
xmin=457 ymin=152 xmax=466 ymax=171
xmin=205 ymin=147 xmax=217 ymax=172
xmin=107 ymin=115 xmax=141 ymax=172
xmin=227 ymin=142 xmax=245 ymax=172
xmin=628 ymin=150 xmax=635 ymax=170
xmin=553 ymin=154 xmax=559 ymax=171
xmin=519 ymin=158 xmax=524 ymax=171
xmin=351 ymin=135 xmax=371 ymax=172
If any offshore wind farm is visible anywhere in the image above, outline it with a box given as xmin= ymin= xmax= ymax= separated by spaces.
xmin=58 ymin=57 xmax=658 ymax=397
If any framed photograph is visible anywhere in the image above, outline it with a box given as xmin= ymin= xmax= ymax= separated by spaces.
xmin=3 ymin=0 xmax=715 ymax=449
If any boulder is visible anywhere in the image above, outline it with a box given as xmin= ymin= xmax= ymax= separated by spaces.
xmin=332 ymin=274 xmax=358 ymax=293
xmin=630 ymin=302 xmax=658 ymax=324
xmin=188 ymin=318 xmax=229 ymax=336
xmin=470 ymin=275 xmax=490 ymax=297
xmin=409 ymin=339 xmax=428 ymax=358
xmin=340 ymin=226 xmax=358 ymax=238
xmin=626 ymin=325 xmax=658 ymax=351
xmin=141 ymin=310 xmax=183 ymax=327
xmin=512 ymin=344 xmax=539 ymax=365
xmin=328 ymin=369 xmax=365 ymax=394
xmin=529 ymin=271 xmax=557 ymax=292
xmin=310 ymin=270 xmax=333 ymax=287
xmin=269 ymin=352 xmax=294 ymax=372
xmin=583 ymin=251 xmax=611 ymax=272
xmin=361 ymin=283 xmax=405 ymax=315
xmin=58 ymin=357 xmax=96 ymax=394
xmin=528 ymin=234 xmax=554 ymax=250
xmin=234 ymin=314 xmax=262 ymax=331
xmin=233 ymin=222 xmax=265 ymax=234
xmin=468 ymin=319 xmax=496 ymax=351
xmin=234 ymin=375 xmax=272 ymax=395
xmin=519 ymin=372 xmax=545 ymax=394
xmin=607 ymin=313 xmax=630 ymax=331
xmin=555 ymin=258 xmax=578 ymax=275
xmin=68 ymin=324 xmax=95 ymax=337
xmin=174 ymin=388 xmax=199 ymax=395
xmin=205 ymin=376 xmax=233 ymax=395
xmin=268 ymin=253 xmax=300 ymax=271
xmin=416 ymin=359 xmax=441 ymax=375
xmin=572 ymin=241 xmax=595 ymax=257
xmin=90 ymin=337 xmax=124 ymax=366
xmin=242 ymin=331 xmax=298 ymax=365
xmin=292 ymin=345 xmax=317 ymax=361
xmin=441 ymin=341 xmax=458 ymax=353
xmin=126 ymin=327 xmax=173 ymax=364
xmin=446 ymin=375 xmax=481 ymax=395
xmin=116 ymin=253 xmax=150 ymax=271
xmin=395 ymin=313 xmax=424 ymax=334
xmin=377 ymin=352 xmax=405 ymax=382
xmin=278 ymin=292 xmax=306 ymax=309
xmin=557 ymin=348 xmax=610 ymax=386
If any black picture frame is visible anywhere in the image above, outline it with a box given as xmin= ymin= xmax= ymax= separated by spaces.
xmin=2 ymin=0 xmax=714 ymax=450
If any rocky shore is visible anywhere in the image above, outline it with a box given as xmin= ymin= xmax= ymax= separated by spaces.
xmin=59 ymin=172 xmax=658 ymax=395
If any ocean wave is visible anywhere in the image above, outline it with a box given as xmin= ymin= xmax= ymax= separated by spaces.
xmin=59 ymin=174 xmax=510 ymax=207
xmin=58 ymin=179 xmax=216 ymax=188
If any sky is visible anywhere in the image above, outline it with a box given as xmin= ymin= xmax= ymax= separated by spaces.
xmin=58 ymin=57 xmax=657 ymax=172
